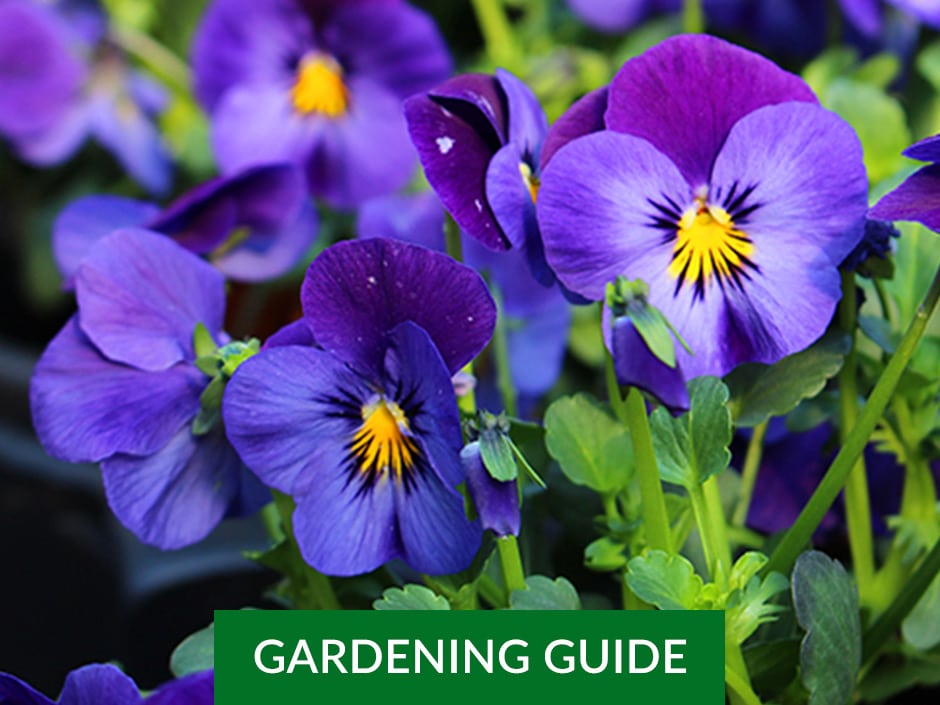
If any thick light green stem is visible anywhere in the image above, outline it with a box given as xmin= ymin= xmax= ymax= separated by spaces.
xmin=497 ymin=535 xmax=528 ymax=596
xmin=732 ymin=421 xmax=768 ymax=528
xmin=110 ymin=25 xmax=190 ymax=93
xmin=624 ymin=388 xmax=673 ymax=553
xmin=470 ymin=0 xmax=522 ymax=71
xmin=682 ymin=0 xmax=705 ymax=33
xmin=765 ymin=262 xmax=940 ymax=578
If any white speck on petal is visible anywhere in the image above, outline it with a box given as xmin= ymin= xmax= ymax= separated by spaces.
xmin=367 ymin=275 xmax=377 ymax=285
xmin=474 ymin=199 xmax=483 ymax=212
xmin=436 ymin=136 xmax=455 ymax=154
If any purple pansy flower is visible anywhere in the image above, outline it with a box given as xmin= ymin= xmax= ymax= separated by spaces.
xmin=462 ymin=441 xmax=520 ymax=537
xmin=357 ymin=192 xmax=571 ymax=401
xmin=565 ymin=0 xmax=679 ymax=34
xmin=838 ymin=0 xmax=940 ymax=37
xmin=223 ymin=238 xmax=497 ymax=576
xmin=146 ymin=670 xmax=213 ymax=705
xmin=0 ymin=0 xmax=171 ymax=194
xmin=870 ymin=134 xmax=940 ymax=232
xmin=404 ymin=69 xmax=553 ymax=284
xmin=538 ymin=35 xmax=868 ymax=383
xmin=30 ymin=230 xmax=267 ymax=549
xmin=0 ymin=664 xmax=141 ymax=705
xmin=52 ymin=163 xmax=317 ymax=286
xmin=192 ymin=0 xmax=452 ymax=209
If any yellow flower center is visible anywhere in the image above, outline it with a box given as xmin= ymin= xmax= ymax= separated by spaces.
xmin=668 ymin=195 xmax=756 ymax=297
xmin=519 ymin=162 xmax=540 ymax=203
xmin=350 ymin=396 xmax=417 ymax=481
xmin=291 ymin=54 xmax=349 ymax=118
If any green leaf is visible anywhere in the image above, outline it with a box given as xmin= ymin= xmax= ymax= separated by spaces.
xmin=792 ymin=551 xmax=861 ymax=705
xmin=744 ymin=638 xmax=801 ymax=700
xmin=192 ymin=322 xmax=216 ymax=359
xmin=726 ymin=572 xmax=789 ymax=644
xmin=917 ymin=40 xmax=940 ymax=92
xmin=629 ymin=304 xmax=677 ymax=368
xmin=567 ymin=303 xmax=606 ymax=368
xmin=373 ymin=585 xmax=451 ymax=611
xmin=544 ymin=394 xmax=633 ymax=493
xmin=725 ymin=333 xmax=849 ymax=427
xmin=851 ymin=52 xmax=900 ymax=89
xmin=802 ymin=47 xmax=857 ymax=95
xmin=649 ymin=377 xmax=731 ymax=489
xmin=902 ymin=572 xmax=940 ymax=650
xmin=170 ymin=622 xmax=214 ymax=677
xmin=858 ymin=653 xmax=940 ymax=702
xmin=625 ymin=550 xmax=704 ymax=610
xmin=509 ymin=575 xmax=581 ymax=610
xmin=479 ymin=430 xmax=518 ymax=481
xmin=584 ymin=537 xmax=628 ymax=572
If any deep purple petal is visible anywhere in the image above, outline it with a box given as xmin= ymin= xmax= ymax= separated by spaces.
xmin=102 ymin=426 xmax=248 ymax=549
xmin=53 ymin=195 xmax=159 ymax=286
xmin=495 ymin=68 xmax=548 ymax=157
xmin=146 ymin=671 xmax=213 ymax=705
xmin=838 ymin=0 xmax=883 ymax=36
xmin=538 ymin=130 xmax=691 ymax=301
xmin=321 ymin=0 xmax=452 ymax=99
xmin=462 ymin=441 xmax=520 ymax=536
xmin=75 ymin=229 xmax=226 ymax=371
xmin=428 ymin=73 xmax=507 ymax=142
xmin=566 ymin=0 xmax=655 ymax=32
xmin=605 ymin=34 xmax=817 ymax=187
xmin=222 ymin=346 xmax=368 ymax=496
xmin=0 ymin=672 xmax=54 ymax=705
xmin=192 ymin=0 xmax=312 ymax=111
xmin=30 ymin=318 xmax=203 ymax=463
xmin=870 ymin=164 xmax=940 ymax=231
xmin=263 ymin=319 xmax=317 ymax=349
xmin=301 ymin=238 xmax=496 ymax=377
xmin=540 ymin=87 xmax=608 ymax=169
xmin=904 ymin=133 xmax=940 ymax=162
xmin=58 ymin=664 xmax=142 ymax=705
xmin=609 ymin=313 xmax=689 ymax=413
xmin=357 ymin=192 xmax=447 ymax=252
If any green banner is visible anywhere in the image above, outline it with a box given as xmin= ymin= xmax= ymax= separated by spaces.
xmin=215 ymin=609 xmax=724 ymax=703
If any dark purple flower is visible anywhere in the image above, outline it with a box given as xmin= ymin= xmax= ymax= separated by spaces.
xmin=192 ymin=0 xmax=451 ymax=208
xmin=146 ymin=670 xmax=213 ymax=705
xmin=0 ymin=664 xmax=141 ymax=705
xmin=53 ymin=163 xmax=317 ymax=286
xmin=838 ymin=0 xmax=940 ymax=37
xmin=538 ymin=35 xmax=868 ymax=381
xmin=566 ymin=0 xmax=679 ymax=33
xmin=0 ymin=0 xmax=171 ymax=194
xmin=223 ymin=238 xmax=496 ymax=576
xmin=870 ymin=134 xmax=940 ymax=232
xmin=31 ymin=230 xmax=267 ymax=549
xmin=462 ymin=441 xmax=520 ymax=537
xmin=404 ymin=69 xmax=553 ymax=284
xmin=357 ymin=192 xmax=571 ymax=399
xmin=841 ymin=218 xmax=900 ymax=272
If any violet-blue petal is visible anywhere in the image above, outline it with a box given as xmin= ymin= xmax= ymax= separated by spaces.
xmin=58 ymin=664 xmax=142 ymax=705
xmin=146 ymin=671 xmax=213 ymax=705
xmin=538 ymin=130 xmax=691 ymax=301
xmin=870 ymin=164 xmax=940 ymax=230
xmin=13 ymin=99 xmax=89 ymax=166
xmin=604 ymin=34 xmax=817 ymax=187
xmin=75 ymin=229 xmax=226 ymax=371
xmin=405 ymin=77 xmax=509 ymax=249
xmin=223 ymin=345 xmax=369 ymax=496
xmin=506 ymin=298 xmax=571 ymax=397
xmin=462 ymin=441 xmax=520 ymax=536
xmin=838 ymin=0 xmax=883 ymax=36
xmin=609 ymin=313 xmax=689 ymax=414
xmin=301 ymin=238 xmax=496 ymax=377
xmin=904 ymin=133 xmax=940 ymax=162
xmin=540 ymin=87 xmax=608 ymax=169
xmin=566 ymin=0 xmax=656 ymax=33
xmin=101 ymin=426 xmax=248 ymax=549
xmin=263 ymin=319 xmax=317 ymax=349
xmin=496 ymin=68 xmax=547 ymax=155
xmin=53 ymin=195 xmax=159 ymax=286
xmin=893 ymin=0 xmax=940 ymax=27
xmin=428 ymin=73 xmax=507 ymax=143
xmin=0 ymin=672 xmax=53 ymax=705
xmin=30 ymin=317 xmax=203 ymax=463
xmin=357 ymin=192 xmax=447 ymax=252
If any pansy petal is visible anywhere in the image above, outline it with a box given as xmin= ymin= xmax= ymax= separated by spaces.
xmin=428 ymin=73 xmax=507 ymax=143
xmin=14 ymin=99 xmax=89 ymax=166
xmin=904 ymin=133 xmax=940 ymax=162
xmin=404 ymin=90 xmax=508 ymax=249
xmin=102 ymin=426 xmax=247 ymax=549
xmin=837 ymin=0 xmax=883 ymax=36
xmin=146 ymin=670 xmax=214 ymax=705
xmin=53 ymin=195 xmax=159 ymax=285
xmin=605 ymin=34 xmax=817 ymax=187
xmin=30 ymin=318 xmax=203 ymax=463
xmin=538 ymin=130 xmax=692 ymax=301
xmin=567 ymin=0 xmax=652 ymax=33
xmin=75 ymin=229 xmax=226 ymax=371
xmin=301 ymin=238 xmax=496 ymax=377
xmin=608 ymin=313 xmax=689 ymax=413
xmin=495 ymin=69 xmax=548 ymax=156
xmin=870 ymin=164 xmax=940 ymax=230
xmin=223 ymin=346 xmax=368 ymax=496
xmin=462 ymin=441 xmax=520 ymax=537
xmin=263 ymin=319 xmax=317 ymax=349
xmin=506 ymin=298 xmax=571 ymax=397
xmin=58 ymin=664 xmax=142 ymax=705
xmin=0 ymin=672 xmax=54 ymax=705
xmin=357 ymin=192 xmax=447 ymax=252
xmin=540 ymin=86 xmax=608 ymax=168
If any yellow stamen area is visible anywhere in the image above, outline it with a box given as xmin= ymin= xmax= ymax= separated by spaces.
xmin=518 ymin=161 xmax=540 ymax=203
xmin=350 ymin=396 xmax=417 ymax=481
xmin=668 ymin=196 xmax=754 ymax=290
xmin=291 ymin=54 xmax=349 ymax=118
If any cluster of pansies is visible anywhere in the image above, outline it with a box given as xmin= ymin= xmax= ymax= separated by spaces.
xmin=7 ymin=0 xmax=940 ymax=701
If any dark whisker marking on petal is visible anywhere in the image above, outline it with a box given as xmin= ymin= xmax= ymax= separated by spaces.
xmin=726 ymin=183 xmax=758 ymax=215
xmin=722 ymin=182 xmax=739 ymax=210
xmin=647 ymin=197 xmax=681 ymax=221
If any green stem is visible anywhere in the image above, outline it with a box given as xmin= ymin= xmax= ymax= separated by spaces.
xmin=470 ymin=0 xmax=522 ymax=71
xmin=839 ymin=271 xmax=875 ymax=602
xmin=497 ymin=535 xmax=527 ymax=596
xmin=689 ymin=479 xmax=730 ymax=588
xmin=732 ymin=421 xmax=768 ymax=528
xmin=605 ymin=351 xmax=628 ymax=420
xmin=477 ymin=574 xmax=506 ymax=608
xmin=624 ymin=388 xmax=673 ymax=553
xmin=764 ymin=261 xmax=940 ymax=578
xmin=725 ymin=664 xmax=764 ymax=705
xmin=682 ymin=0 xmax=705 ymax=33
xmin=490 ymin=283 xmax=518 ymax=417
xmin=863 ymin=536 xmax=940 ymax=663
xmin=109 ymin=25 xmax=190 ymax=93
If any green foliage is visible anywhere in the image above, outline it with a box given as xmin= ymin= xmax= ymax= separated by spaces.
xmin=373 ymin=585 xmax=451 ymax=611
xmin=509 ymin=575 xmax=582 ymax=610
xmin=626 ymin=551 xmax=705 ymax=610
xmin=170 ymin=622 xmax=214 ymax=677
xmin=792 ymin=551 xmax=861 ymax=705
xmin=480 ymin=431 xmax=518 ymax=481
xmin=583 ymin=537 xmax=628 ymax=572
xmin=725 ymin=333 xmax=849 ymax=427
xmin=903 ymin=572 xmax=940 ymax=651
xmin=544 ymin=393 xmax=634 ymax=493
xmin=649 ymin=377 xmax=732 ymax=488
